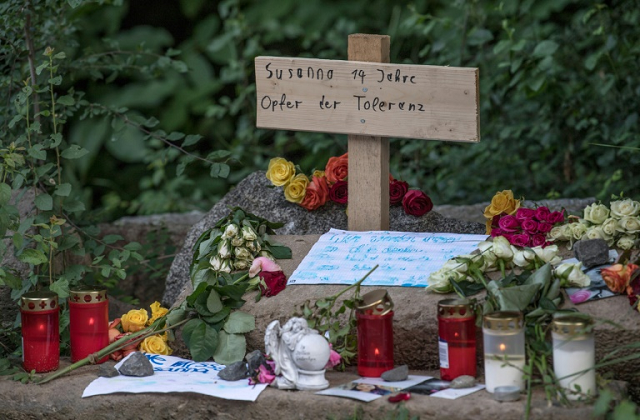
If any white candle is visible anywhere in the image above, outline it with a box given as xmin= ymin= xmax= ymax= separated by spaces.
xmin=484 ymin=356 xmax=525 ymax=393
xmin=553 ymin=340 xmax=596 ymax=400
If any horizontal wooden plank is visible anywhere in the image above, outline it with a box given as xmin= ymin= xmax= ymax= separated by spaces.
xmin=255 ymin=56 xmax=479 ymax=142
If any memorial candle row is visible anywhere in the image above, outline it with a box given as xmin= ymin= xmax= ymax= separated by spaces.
xmin=20 ymin=287 xmax=109 ymax=373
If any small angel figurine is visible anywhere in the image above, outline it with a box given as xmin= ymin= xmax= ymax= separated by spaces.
xmin=264 ymin=317 xmax=331 ymax=390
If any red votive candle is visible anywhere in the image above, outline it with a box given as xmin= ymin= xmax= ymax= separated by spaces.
xmin=437 ymin=298 xmax=477 ymax=381
xmin=356 ymin=289 xmax=394 ymax=377
xmin=20 ymin=291 xmax=59 ymax=373
xmin=69 ymin=287 xmax=109 ymax=363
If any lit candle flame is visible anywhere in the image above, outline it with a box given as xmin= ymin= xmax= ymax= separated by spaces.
xmin=89 ymin=318 xmax=94 ymax=326
xmin=374 ymin=348 xmax=380 ymax=356
xmin=38 ymin=324 xmax=45 ymax=331
xmin=499 ymin=343 xmax=506 ymax=352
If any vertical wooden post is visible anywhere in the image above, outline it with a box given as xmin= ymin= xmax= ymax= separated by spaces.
xmin=347 ymin=34 xmax=390 ymax=231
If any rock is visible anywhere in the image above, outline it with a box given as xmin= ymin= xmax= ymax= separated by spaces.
xmin=245 ymin=349 xmax=266 ymax=373
xmin=574 ymin=239 xmax=611 ymax=268
xmin=162 ymin=171 xmax=484 ymax=306
xmin=381 ymin=365 xmax=409 ymax=382
xmin=98 ymin=364 xmax=120 ymax=378
xmin=118 ymin=352 xmax=154 ymax=377
xmin=218 ymin=361 xmax=249 ymax=381
xmin=450 ymin=375 xmax=476 ymax=389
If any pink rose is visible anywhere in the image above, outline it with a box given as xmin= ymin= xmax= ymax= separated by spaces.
xmin=511 ymin=234 xmax=530 ymax=247
xmin=402 ymin=190 xmax=433 ymax=217
xmin=325 ymin=345 xmax=342 ymax=369
xmin=531 ymin=234 xmax=547 ymax=247
xmin=515 ymin=208 xmax=536 ymax=220
xmin=498 ymin=215 xmax=520 ymax=233
xmin=534 ymin=206 xmax=551 ymax=222
xmin=329 ymin=180 xmax=348 ymax=204
xmin=521 ymin=219 xmax=538 ymax=234
xmin=548 ymin=211 xmax=565 ymax=224
xmin=300 ymin=176 xmax=329 ymax=211
xmin=249 ymin=256 xmax=282 ymax=278
xmin=389 ymin=180 xmax=409 ymax=205
xmin=257 ymin=364 xmax=276 ymax=384
xmin=537 ymin=221 xmax=553 ymax=234
xmin=490 ymin=228 xmax=504 ymax=238
xmin=259 ymin=271 xmax=288 ymax=297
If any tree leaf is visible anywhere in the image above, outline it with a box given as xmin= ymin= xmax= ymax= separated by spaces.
xmin=18 ymin=249 xmax=48 ymax=265
xmin=35 ymin=194 xmax=53 ymax=211
xmin=50 ymin=279 xmax=69 ymax=298
xmin=61 ymin=145 xmax=89 ymax=159
xmin=532 ymin=40 xmax=558 ymax=57
xmin=57 ymin=95 xmax=75 ymax=106
xmin=54 ymin=183 xmax=71 ymax=197
xmin=0 ymin=183 xmax=11 ymax=206
xmin=213 ymin=331 xmax=246 ymax=365
xmin=223 ymin=311 xmax=255 ymax=334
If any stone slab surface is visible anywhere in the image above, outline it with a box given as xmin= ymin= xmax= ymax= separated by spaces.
xmin=0 ymin=360 xmax=602 ymax=420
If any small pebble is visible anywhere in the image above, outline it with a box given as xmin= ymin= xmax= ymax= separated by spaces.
xmin=450 ymin=375 xmax=476 ymax=389
xmin=381 ymin=365 xmax=409 ymax=382
xmin=98 ymin=364 xmax=119 ymax=378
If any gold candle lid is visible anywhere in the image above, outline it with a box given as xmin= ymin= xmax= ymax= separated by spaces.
xmin=69 ymin=287 xmax=108 ymax=304
xmin=483 ymin=311 xmax=524 ymax=331
xmin=438 ymin=298 xmax=474 ymax=319
xmin=20 ymin=291 xmax=59 ymax=312
xmin=551 ymin=314 xmax=593 ymax=337
xmin=356 ymin=289 xmax=394 ymax=315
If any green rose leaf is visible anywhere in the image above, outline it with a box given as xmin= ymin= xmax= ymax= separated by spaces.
xmin=267 ymin=244 xmax=292 ymax=259
xmin=203 ymin=307 xmax=230 ymax=325
xmin=35 ymin=193 xmax=53 ymax=211
xmin=181 ymin=318 xmax=204 ymax=349
xmin=61 ymin=145 xmax=89 ymax=159
xmin=223 ymin=311 xmax=255 ymax=334
xmin=213 ymin=331 xmax=246 ymax=365
xmin=188 ymin=321 xmax=219 ymax=362
xmin=19 ymin=249 xmax=48 ymax=265
xmin=166 ymin=308 xmax=187 ymax=327
xmin=206 ymin=289 xmax=223 ymax=314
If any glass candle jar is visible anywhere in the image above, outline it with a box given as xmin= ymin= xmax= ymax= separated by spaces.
xmin=69 ymin=287 xmax=110 ymax=363
xmin=483 ymin=311 xmax=525 ymax=393
xmin=356 ymin=289 xmax=394 ymax=377
xmin=438 ymin=298 xmax=476 ymax=380
xmin=20 ymin=291 xmax=59 ymax=373
xmin=552 ymin=315 xmax=596 ymax=400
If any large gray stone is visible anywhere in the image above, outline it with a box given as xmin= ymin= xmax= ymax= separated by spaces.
xmin=162 ymin=171 xmax=484 ymax=306
xmin=573 ymin=239 xmax=611 ymax=268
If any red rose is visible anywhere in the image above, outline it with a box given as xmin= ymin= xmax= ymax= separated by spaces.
xmin=401 ymin=190 xmax=433 ymax=217
xmin=329 ymin=180 xmax=348 ymax=204
xmin=300 ymin=176 xmax=329 ymax=211
xmin=324 ymin=152 xmax=348 ymax=184
xmin=259 ymin=271 xmax=287 ymax=297
xmin=389 ymin=180 xmax=408 ymax=205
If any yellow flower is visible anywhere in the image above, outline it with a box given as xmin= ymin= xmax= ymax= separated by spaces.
xmin=284 ymin=173 xmax=309 ymax=203
xmin=484 ymin=190 xmax=521 ymax=234
xmin=312 ymin=169 xmax=325 ymax=178
xmin=147 ymin=301 xmax=169 ymax=326
xmin=140 ymin=334 xmax=172 ymax=355
xmin=121 ymin=308 xmax=148 ymax=332
xmin=266 ymin=157 xmax=296 ymax=187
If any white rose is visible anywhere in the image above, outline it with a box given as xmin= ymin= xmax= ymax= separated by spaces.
xmin=585 ymin=226 xmax=606 ymax=241
xmin=532 ymin=244 xmax=562 ymax=266
xmin=555 ymin=262 xmax=590 ymax=288
xmin=442 ymin=258 xmax=469 ymax=274
xmin=427 ymin=268 xmax=455 ymax=293
xmin=477 ymin=241 xmax=498 ymax=272
xmin=220 ymin=259 xmax=232 ymax=273
xmin=245 ymin=240 xmax=261 ymax=253
xmin=617 ymin=216 xmax=640 ymax=234
xmin=234 ymin=259 xmax=252 ymax=270
xmin=548 ymin=225 xmax=568 ymax=242
xmin=617 ymin=235 xmax=636 ymax=250
xmin=241 ymin=225 xmax=258 ymax=241
xmin=610 ymin=199 xmax=640 ymax=219
xmin=222 ymin=223 xmax=239 ymax=239
xmin=513 ymin=248 xmax=536 ymax=268
xmin=601 ymin=218 xmax=619 ymax=237
xmin=217 ymin=239 xmax=232 ymax=259
xmin=231 ymin=237 xmax=245 ymax=247
xmin=571 ymin=222 xmax=589 ymax=241
xmin=492 ymin=236 xmax=514 ymax=261
xmin=234 ymin=246 xmax=252 ymax=260
xmin=583 ymin=203 xmax=610 ymax=225
xmin=209 ymin=255 xmax=222 ymax=271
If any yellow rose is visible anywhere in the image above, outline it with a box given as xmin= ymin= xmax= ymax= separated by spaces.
xmin=140 ymin=335 xmax=172 ymax=355
xmin=284 ymin=173 xmax=309 ymax=203
xmin=121 ymin=308 xmax=148 ymax=332
xmin=266 ymin=157 xmax=296 ymax=187
xmin=312 ymin=169 xmax=325 ymax=178
xmin=147 ymin=301 xmax=169 ymax=326
xmin=484 ymin=190 xmax=521 ymax=233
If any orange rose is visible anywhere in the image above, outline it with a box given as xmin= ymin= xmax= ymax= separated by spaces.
xmin=325 ymin=153 xmax=348 ymax=184
xmin=602 ymin=263 xmax=639 ymax=293
xmin=300 ymin=176 xmax=329 ymax=211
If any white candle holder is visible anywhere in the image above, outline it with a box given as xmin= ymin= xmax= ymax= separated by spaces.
xmin=482 ymin=311 xmax=525 ymax=393
xmin=552 ymin=314 xmax=596 ymax=400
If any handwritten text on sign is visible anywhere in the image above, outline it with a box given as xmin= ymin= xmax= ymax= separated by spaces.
xmin=288 ymin=229 xmax=487 ymax=287
xmin=255 ymin=56 xmax=479 ymax=142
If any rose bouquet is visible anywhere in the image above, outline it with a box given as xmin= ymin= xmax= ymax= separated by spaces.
xmin=266 ymin=153 xmax=433 ymax=217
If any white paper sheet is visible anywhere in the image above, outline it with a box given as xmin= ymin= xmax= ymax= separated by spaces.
xmin=288 ymin=229 xmax=487 ymax=287
xmin=429 ymin=384 xmax=485 ymax=399
xmin=315 ymin=375 xmax=432 ymax=402
xmin=82 ymin=353 xmax=267 ymax=401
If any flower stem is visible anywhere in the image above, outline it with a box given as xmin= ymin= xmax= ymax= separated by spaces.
xmin=332 ymin=265 xmax=379 ymax=300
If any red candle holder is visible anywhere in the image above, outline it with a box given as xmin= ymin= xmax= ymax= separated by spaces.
xmin=69 ymin=287 xmax=109 ymax=363
xmin=437 ymin=298 xmax=477 ymax=381
xmin=356 ymin=289 xmax=394 ymax=377
xmin=20 ymin=291 xmax=59 ymax=373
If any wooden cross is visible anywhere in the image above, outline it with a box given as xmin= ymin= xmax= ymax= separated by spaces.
xmin=255 ymin=34 xmax=479 ymax=231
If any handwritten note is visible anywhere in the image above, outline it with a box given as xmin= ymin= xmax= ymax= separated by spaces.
xmin=82 ymin=353 xmax=267 ymax=401
xmin=288 ymin=229 xmax=487 ymax=287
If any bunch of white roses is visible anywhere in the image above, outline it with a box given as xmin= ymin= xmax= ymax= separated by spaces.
xmin=548 ymin=198 xmax=640 ymax=250
xmin=209 ymin=222 xmax=275 ymax=273
xmin=427 ymin=236 xmax=590 ymax=293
